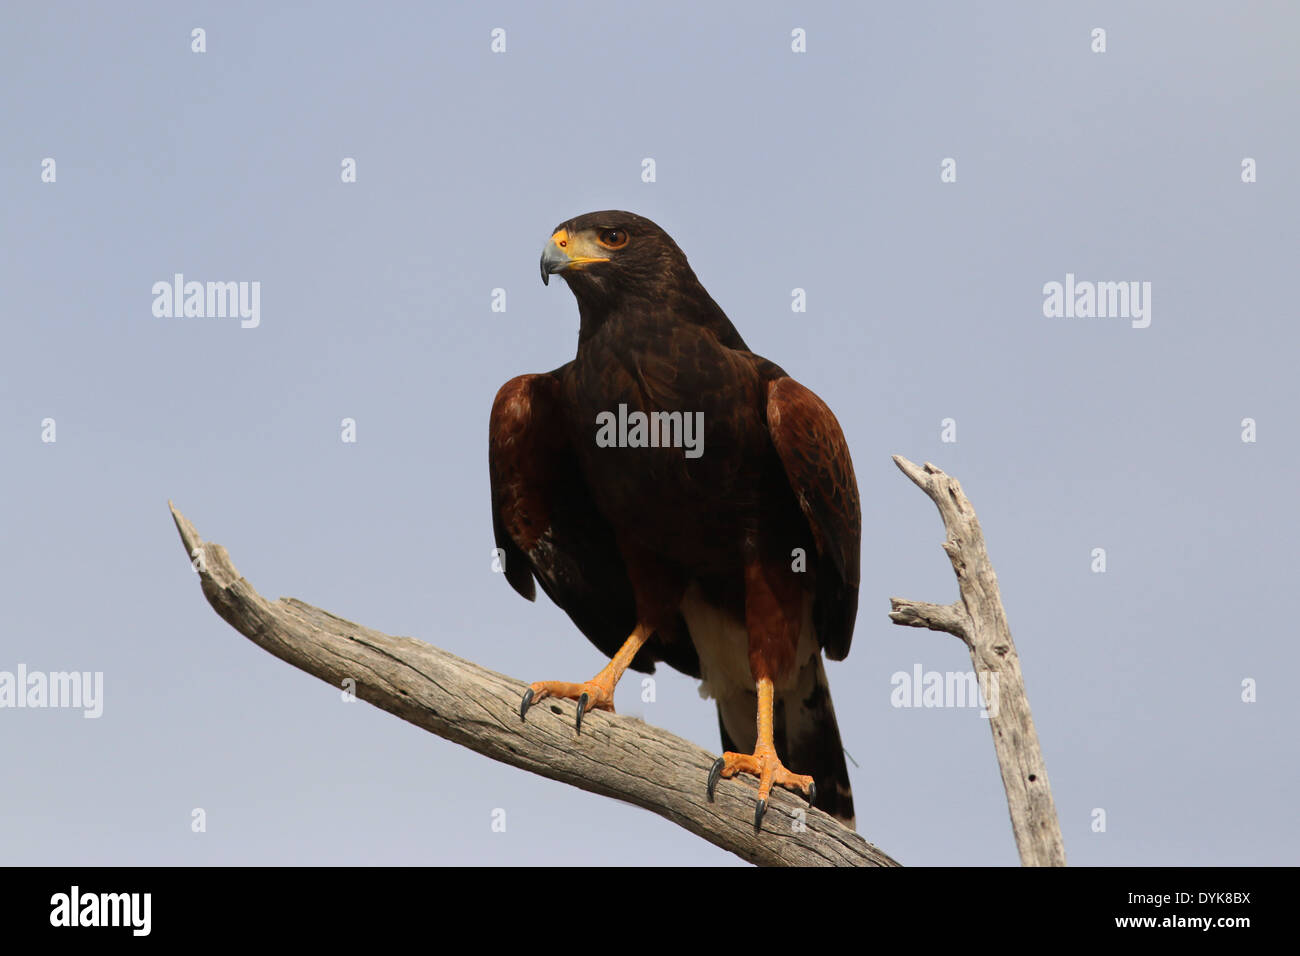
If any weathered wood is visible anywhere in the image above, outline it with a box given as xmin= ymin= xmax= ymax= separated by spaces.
xmin=888 ymin=457 xmax=1066 ymax=867
xmin=169 ymin=502 xmax=899 ymax=868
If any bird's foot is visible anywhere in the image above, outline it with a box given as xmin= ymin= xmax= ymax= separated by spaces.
xmin=518 ymin=676 xmax=616 ymax=734
xmin=706 ymin=745 xmax=816 ymax=830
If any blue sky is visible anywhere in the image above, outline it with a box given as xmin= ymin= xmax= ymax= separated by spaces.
xmin=1 ymin=1 xmax=1296 ymax=865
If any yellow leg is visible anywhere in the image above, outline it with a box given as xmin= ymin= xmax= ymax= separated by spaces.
xmin=707 ymin=677 xmax=816 ymax=829
xmin=519 ymin=623 xmax=651 ymax=733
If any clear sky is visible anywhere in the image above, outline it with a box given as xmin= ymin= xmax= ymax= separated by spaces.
xmin=2 ymin=1 xmax=1296 ymax=866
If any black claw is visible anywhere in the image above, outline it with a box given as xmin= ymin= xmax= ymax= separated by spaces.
xmin=575 ymin=692 xmax=589 ymax=734
xmin=807 ymin=781 xmax=817 ymax=807
xmin=707 ymin=757 xmax=726 ymax=801
xmin=754 ymin=799 xmax=767 ymax=831
xmin=519 ymin=688 xmax=534 ymax=720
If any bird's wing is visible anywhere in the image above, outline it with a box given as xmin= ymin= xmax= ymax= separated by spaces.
xmin=765 ymin=376 xmax=862 ymax=660
xmin=489 ymin=371 xmax=698 ymax=675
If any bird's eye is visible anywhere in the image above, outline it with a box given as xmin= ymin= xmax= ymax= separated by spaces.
xmin=597 ymin=229 xmax=629 ymax=249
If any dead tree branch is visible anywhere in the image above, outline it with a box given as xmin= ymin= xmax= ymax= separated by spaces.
xmin=169 ymin=502 xmax=899 ymax=868
xmin=888 ymin=457 xmax=1066 ymax=867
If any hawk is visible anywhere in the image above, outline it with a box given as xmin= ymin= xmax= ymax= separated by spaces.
xmin=489 ymin=211 xmax=861 ymax=828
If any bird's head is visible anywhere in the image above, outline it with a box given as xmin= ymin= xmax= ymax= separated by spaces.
xmin=539 ymin=210 xmax=746 ymax=349
xmin=540 ymin=210 xmax=687 ymax=301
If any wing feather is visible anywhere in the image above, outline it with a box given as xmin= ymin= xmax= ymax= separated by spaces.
xmin=488 ymin=371 xmax=698 ymax=675
xmin=766 ymin=376 xmax=861 ymax=660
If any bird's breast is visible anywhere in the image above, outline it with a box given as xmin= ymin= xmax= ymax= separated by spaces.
xmin=565 ymin=320 xmax=771 ymax=568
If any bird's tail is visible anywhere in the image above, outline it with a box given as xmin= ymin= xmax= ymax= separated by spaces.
xmin=715 ymin=655 xmax=855 ymax=827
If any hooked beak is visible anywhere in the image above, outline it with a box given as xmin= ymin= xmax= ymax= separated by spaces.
xmin=540 ymin=229 xmax=609 ymax=285
xmin=540 ymin=239 xmax=567 ymax=286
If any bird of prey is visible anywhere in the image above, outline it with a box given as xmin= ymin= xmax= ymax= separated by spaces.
xmin=489 ymin=211 xmax=861 ymax=828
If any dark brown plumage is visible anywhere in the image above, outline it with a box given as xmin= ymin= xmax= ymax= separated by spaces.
xmin=490 ymin=211 xmax=861 ymax=826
